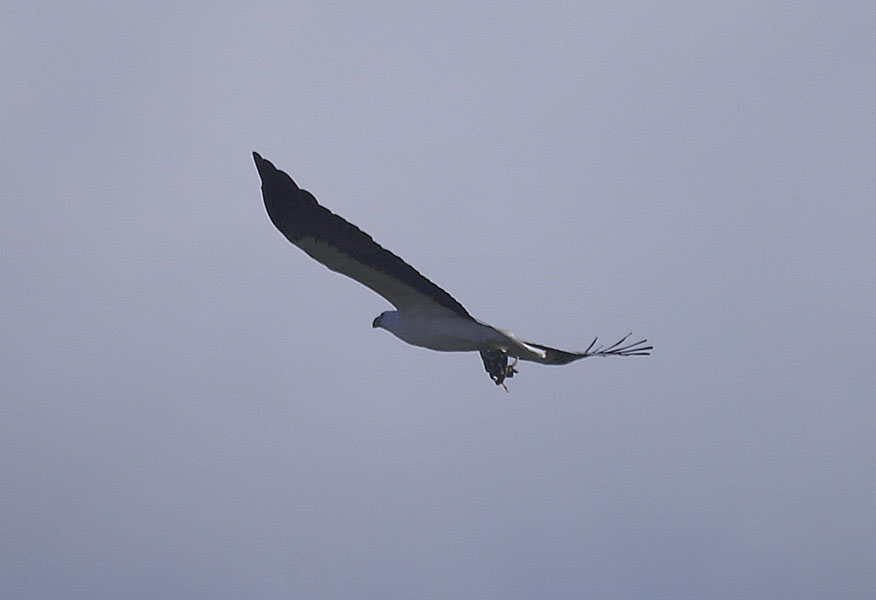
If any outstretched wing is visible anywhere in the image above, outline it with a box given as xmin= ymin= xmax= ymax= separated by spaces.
xmin=254 ymin=152 xmax=471 ymax=319
xmin=479 ymin=332 xmax=651 ymax=386
xmin=519 ymin=333 xmax=652 ymax=364
xmin=477 ymin=319 xmax=651 ymax=383
xmin=482 ymin=324 xmax=651 ymax=364
xmin=477 ymin=318 xmax=651 ymax=365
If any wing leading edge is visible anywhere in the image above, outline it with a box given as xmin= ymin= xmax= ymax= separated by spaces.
xmin=254 ymin=152 xmax=471 ymax=319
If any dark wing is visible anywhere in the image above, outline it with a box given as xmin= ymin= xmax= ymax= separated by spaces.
xmin=479 ymin=333 xmax=651 ymax=386
xmin=254 ymin=152 xmax=471 ymax=319
xmin=478 ymin=320 xmax=651 ymax=365
xmin=519 ymin=333 xmax=652 ymax=364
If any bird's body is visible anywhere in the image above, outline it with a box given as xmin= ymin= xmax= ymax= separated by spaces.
xmin=374 ymin=311 xmax=500 ymax=352
xmin=254 ymin=152 xmax=650 ymax=387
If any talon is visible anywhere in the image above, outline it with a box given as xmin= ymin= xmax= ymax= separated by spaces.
xmin=505 ymin=356 xmax=518 ymax=379
xmin=480 ymin=349 xmax=517 ymax=389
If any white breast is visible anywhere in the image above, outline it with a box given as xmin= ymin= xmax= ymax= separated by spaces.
xmin=383 ymin=313 xmax=499 ymax=352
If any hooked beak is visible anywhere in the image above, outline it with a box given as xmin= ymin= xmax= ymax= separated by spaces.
xmin=372 ymin=315 xmax=381 ymax=328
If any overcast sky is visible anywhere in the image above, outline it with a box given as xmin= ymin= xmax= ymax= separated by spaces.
xmin=2 ymin=2 xmax=875 ymax=598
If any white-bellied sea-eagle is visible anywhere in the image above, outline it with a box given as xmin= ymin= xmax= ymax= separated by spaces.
xmin=254 ymin=152 xmax=651 ymax=389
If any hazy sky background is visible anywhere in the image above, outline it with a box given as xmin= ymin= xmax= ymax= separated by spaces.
xmin=2 ymin=2 xmax=874 ymax=598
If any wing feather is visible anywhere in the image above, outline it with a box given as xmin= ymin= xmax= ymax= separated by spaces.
xmin=519 ymin=334 xmax=652 ymax=364
xmin=254 ymin=152 xmax=471 ymax=319
xmin=479 ymin=323 xmax=651 ymax=364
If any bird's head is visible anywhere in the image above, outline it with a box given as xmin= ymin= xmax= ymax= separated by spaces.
xmin=372 ymin=310 xmax=397 ymax=330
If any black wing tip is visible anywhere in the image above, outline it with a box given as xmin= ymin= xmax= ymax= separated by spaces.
xmin=253 ymin=153 xmax=298 ymax=191
xmin=252 ymin=151 xmax=272 ymax=178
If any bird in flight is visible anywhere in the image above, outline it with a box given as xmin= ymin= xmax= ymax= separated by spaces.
xmin=254 ymin=152 xmax=651 ymax=389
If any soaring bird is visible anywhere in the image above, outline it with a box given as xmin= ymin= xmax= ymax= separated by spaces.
xmin=254 ymin=152 xmax=650 ymax=389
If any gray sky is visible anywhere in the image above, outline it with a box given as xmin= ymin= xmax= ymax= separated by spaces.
xmin=2 ymin=2 xmax=875 ymax=598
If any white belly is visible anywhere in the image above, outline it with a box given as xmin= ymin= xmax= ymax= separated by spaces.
xmin=388 ymin=315 xmax=498 ymax=352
